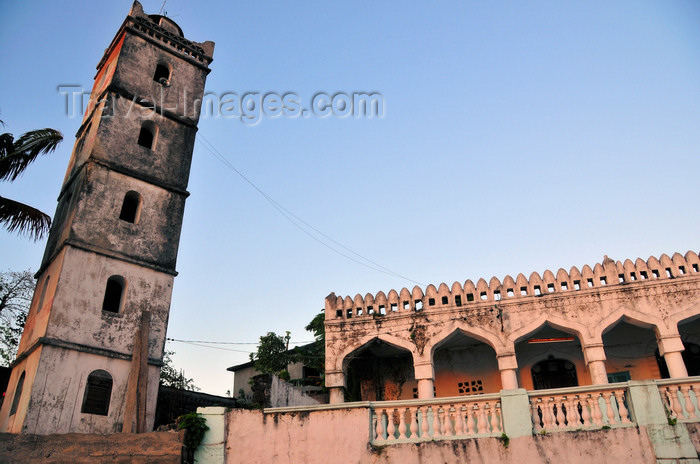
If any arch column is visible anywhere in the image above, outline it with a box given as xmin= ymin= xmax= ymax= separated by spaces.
xmin=326 ymin=371 xmax=346 ymax=404
xmin=582 ymin=343 xmax=608 ymax=385
xmin=497 ymin=354 xmax=519 ymax=390
xmin=658 ymin=335 xmax=688 ymax=378
xmin=414 ymin=361 xmax=434 ymax=399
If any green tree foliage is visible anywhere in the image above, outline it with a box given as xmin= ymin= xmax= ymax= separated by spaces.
xmin=295 ymin=311 xmax=325 ymax=382
xmin=160 ymin=350 xmax=200 ymax=391
xmin=249 ymin=331 xmax=290 ymax=376
xmin=0 ymin=270 xmax=34 ymax=366
xmin=0 ymin=121 xmax=63 ymax=240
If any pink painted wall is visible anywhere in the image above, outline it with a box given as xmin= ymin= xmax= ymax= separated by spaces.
xmin=225 ymin=408 xmax=658 ymax=464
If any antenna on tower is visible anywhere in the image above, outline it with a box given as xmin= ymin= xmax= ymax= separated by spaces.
xmin=158 ymin=0 xmax=167 ymax=15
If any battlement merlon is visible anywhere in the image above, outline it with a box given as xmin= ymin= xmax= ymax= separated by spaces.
xmin=325 ymin=250 xmax=700 ymax=319
xmin=95 ymin=1 xmax=214 ymax=76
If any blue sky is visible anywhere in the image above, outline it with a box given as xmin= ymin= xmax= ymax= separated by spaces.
xmin=1 ymin=1 xmax=698 ymax=395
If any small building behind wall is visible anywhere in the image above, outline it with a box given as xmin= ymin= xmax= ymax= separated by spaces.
xmin=324 ymin=252 xmax=700 ymax=403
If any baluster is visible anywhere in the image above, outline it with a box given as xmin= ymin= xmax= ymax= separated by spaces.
xmin=495 ymin=403 xmax=504 ymax=433
xmin=589 ymin=394 xmax=603 ymax=426
xmin=375 ymin=410 xmax=384 ymax=440
xmin=421 ymin=407 xmax=431 ymax=438
xmin=489 ymin=403 xmax=500 ymax=432
xmin=543 ymin=398 xmax=555 ymax=430
xmin=409 ymin=407 xmax=419 ymax=438
xmin=559 ymin=395 xmax=571 ymax=428
xmin=434 ymin=406 xmax=445 ymax=437
xmin=604 ymin=392 xmax=618 ymax=425
xmin=466 ymin=404 xmax=476 ymax=435
xmin=386 ymin=409 xmax=396 ymax=440
xmin=613 ymin=390 xmax=631 ymax=424
xmin=477 ymin=403 xmax=488 ymax=434
xmin=668 ymin=386 xmax=684 ymax=419
xmin=398 ymin=408 xmax=408 ymax=439
xmin=551 ymin=397 xmax=563 ymax=429
xmin=454 ymin=405 xmax=464 ymax=436
xmin=531 ymin=400 xmax=542 ymax=432
xmin=580 ymin=395 xmax=592 ymax=426
xmin=444 ymin=406 xmax=454 ymax=436
xmin=681 ymin=385 xmax=697 ymax=419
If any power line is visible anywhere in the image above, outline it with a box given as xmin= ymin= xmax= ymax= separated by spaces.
xmin=196 ymin=134 xmax=425 ymax=287
xmin=166 ymin=337 xmax=315 ymax=346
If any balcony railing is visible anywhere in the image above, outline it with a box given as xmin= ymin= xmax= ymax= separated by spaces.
xmin=657 ymin=377 xmax=700 ymax=421
xmin=528 ymin=383 xmax=632 ymax=432
xmin=370 ymin=393 xmax=502 ymax=444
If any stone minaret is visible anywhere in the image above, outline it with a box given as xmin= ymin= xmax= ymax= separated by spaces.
xmin=0 ymin=1 xmax=213 ymax=434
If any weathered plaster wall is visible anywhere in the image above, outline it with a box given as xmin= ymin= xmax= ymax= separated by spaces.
xmin=269 ymin=375 xmax=320 ymax=408
xmin=46 ymin=246 xmax=173 ymax=359
xmin=0 ymin=430 xmax=183 ymax=464
xmin=14 ymin=347 xmax=159 ymax=434
xmin=223 ymin=407 xmax=658 ymax=464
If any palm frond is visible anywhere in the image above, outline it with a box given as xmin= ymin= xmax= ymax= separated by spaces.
xmin=0 ymin=128 xmax=63 ymax=181
xmin=0 ymin=196 xmax=51 ymax=241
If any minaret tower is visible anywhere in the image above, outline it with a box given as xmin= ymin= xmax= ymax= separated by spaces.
xmin=0 ymin=2 xmax=213 ymax=434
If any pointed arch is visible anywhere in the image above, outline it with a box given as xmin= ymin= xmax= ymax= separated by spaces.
xmin=336 ymin=333 xmax=418 ymax=373
xmin=594 ymin=307 xmax=670 ymax=340
xmin=509 ymin=314 xmax=591 ymax=345
xmin=425 ymin=322 xmax=507 ymax=359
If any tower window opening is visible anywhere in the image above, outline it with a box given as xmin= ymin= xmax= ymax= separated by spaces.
xmin=137 ymin=122 xmax=156 ymax=150
xmin=81 ymin=370 xmax=113 ymax=416
xmin=102 ymin=276 xmax=125 ymax=313
xmin=153 ymin=64 xmax=171 ymax=86
xmin=119 ymin=191 xmax=142 ymax=224
xmin=9 ymin=372 xmax=25 ymax=416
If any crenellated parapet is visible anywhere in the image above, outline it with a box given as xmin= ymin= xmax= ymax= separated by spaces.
xmin=326 ymin=251 xmax=700 ymax=321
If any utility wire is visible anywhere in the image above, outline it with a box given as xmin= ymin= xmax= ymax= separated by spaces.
xmin=196 ymin=134 xmax=425 ymax=287
xmin=166 ymin=337 xmax=315 ymax=346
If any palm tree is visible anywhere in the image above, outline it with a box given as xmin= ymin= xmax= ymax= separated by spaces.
xmin=0 ymin=121 xmax=63 ymax=241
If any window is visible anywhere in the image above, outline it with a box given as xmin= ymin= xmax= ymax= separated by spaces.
xmin=531 ymin=358 xmax=578 ymax=390
xmin=454 ymin=295 xmax=462 ymax=306
xmin=607 ymin=371 xmax=631 ymax=383
xmin=81 ymin=370 xmax=113 ymax=416
xmin=441 ymin=296 xmax=448 ymax=305
xmin=119 ymin=191 xmax=142 ymax=224
xmin=102 ymin=276 xmax=125 ymax=313
xmin=428 ymin=298 xmax=435 ymax=306
xmin=9 ymin=372 xmax=25 ymax=416
xmin=458 ymin=379 xmax=483 ymax=395
xmin=153 ymin=63 xmax=170 ymax=86
xmin=137 ymin=121 xmax=156 ymax=150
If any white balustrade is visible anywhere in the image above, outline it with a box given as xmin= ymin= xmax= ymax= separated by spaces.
xmin=657 ymin=378 xmax=700 ymax=422
xmin=370 ymin=394 xmax=502 ymax=444
xmin=528 ymin=385 xmax=631 ymax=432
